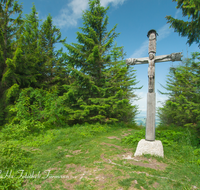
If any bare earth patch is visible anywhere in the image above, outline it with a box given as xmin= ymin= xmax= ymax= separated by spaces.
xmin=34 ymin=185 xmax=41 ymax=190
xmin=118 ymin=152 xmax=167 ymax=170
xmin=64 ymin=150 xmax=82 ymax=156
xmin=100 ymin=142 xmax=122 ymax=149
xmin=46 ymin=167 xmax=58 ymax=171
xmin=72 ymin=150 xmax=82 ymax=154
xmin=62 ymin=164 xmax=109 ymax=187
xmin=65 ymin=155 xmax=73 ymax=158
xmin=153 ymin=182 xmax=159 ymax=188
xmin=128 ymin=158 xmax=167 ymax=170
xmin=62 ymin=163 xmax=131 ymax=189
xmin=107 ymin=136 xmax=121 ymax=140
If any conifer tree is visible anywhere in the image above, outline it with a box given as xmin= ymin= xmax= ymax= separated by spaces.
xmin=158 ymin=52 xmax=200 ymax=133
xmin=38 ymin=13 xmax=67 ymax=91
xmin=166 ymin=0 xmax=200 ymax=47
xmin=0 ymin=0 xmax=23 ymax=125
xmin=1 ymin=4 xmax=42 ymax=101
xmin=62 ymin=0 xmax=140 ymax=124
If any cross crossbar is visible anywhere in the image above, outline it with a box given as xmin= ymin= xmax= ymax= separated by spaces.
xmin=126 ymin=53 xmax=182 ymax=65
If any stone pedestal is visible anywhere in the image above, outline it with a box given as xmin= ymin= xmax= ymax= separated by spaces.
xmin=134 ymin=139 xmax=164 ymax=158
xmin=146 ymin=93 xmax=156 ymax=141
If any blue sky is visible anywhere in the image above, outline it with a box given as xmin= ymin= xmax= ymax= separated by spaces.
xmin=15 ymin=0 xmax=199 ymax=118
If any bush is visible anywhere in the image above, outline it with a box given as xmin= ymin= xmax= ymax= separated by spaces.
xmin=0 ymin=141 xmax=31 ymax=189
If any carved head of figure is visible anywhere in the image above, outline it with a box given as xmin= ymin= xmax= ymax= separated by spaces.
xmin=149 ymin=53 xmax=154 ymax=60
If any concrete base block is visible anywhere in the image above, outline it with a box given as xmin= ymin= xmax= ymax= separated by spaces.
xmin=134 ymin=139 xmax=164 ymax=158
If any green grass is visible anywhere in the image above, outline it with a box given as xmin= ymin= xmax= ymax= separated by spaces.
xmin=0 ymin=122 xmax=200 ymax=189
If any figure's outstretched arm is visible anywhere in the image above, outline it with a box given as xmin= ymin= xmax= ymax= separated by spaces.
xmin=126 ymin=57 xmax=149 ymax=65
xmin=155 ymin=52 xmax=183 ymax=63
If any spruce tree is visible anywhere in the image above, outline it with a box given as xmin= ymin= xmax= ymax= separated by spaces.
xmin=0 ymin=0 xmax=23 ymax=125
xmin=2 ymin=3 xmax=42 ymax=100
xmin=166 ymin=0 xmax=200 ymax=47
xmin=158 ymin=52 xmax=200 ymax=133
xmin=38 ymin=13 xmax=67 ymax=92
xmin=61 ymin=0 xmax=140 ymax=124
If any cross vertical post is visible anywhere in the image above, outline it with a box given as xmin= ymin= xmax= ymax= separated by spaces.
xmin=146 ymin=30 xmax=158 ymax=141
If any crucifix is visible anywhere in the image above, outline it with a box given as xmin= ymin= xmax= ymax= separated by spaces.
xmin=126 ymin=29 xmax=182 ymax=142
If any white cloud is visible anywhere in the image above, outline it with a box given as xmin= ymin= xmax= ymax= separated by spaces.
xmin=157 ymin=24 xmax=173 ymax=42
xmin=53 ymin=0 xmax=88 ymax=28
xmin=175 ymin=9 xmax=181 ymax=19
xmin=53 ymin=0 xmax=127 ymax=28
xmin=100 ymin=0 xmax=126 ymax=7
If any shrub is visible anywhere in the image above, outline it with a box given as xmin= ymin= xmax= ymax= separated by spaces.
xmin=0 ymin=141 xmax=31 ymax=189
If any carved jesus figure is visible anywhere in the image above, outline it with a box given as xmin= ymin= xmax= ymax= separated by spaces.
xmin=148 ymin=54 xmax=155 ymax=92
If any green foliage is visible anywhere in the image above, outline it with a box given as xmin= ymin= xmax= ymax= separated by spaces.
xmin=61 ymin=0 xmax=140 ymax=125
xmin=118 ymin=178 xmax=134 ymax=187
xmin=0 ymin=2 xmax=69 ymax=126
xmin=166 ymin=0 xmax=200 ymax=47
xmin=158 ymin=52 xmax=200 ymax=136
xmin=121 ymin=128 xmax=198 ymax=147
xmin=38 ymin=13 xmax=67 ymax=90
xmin=118 ymin=175 xmax=150 ymax=190
xmin=20 ymin=129 xmax=61 ymax=147
xmin=121 ymin=130 xmax=144 ymax=145
xmin=0 ymin=0 xmax=23 ymax=126
xmin=72 ymin=122 xmax=111 ymax=138
xmin=1 ymin=87 xmax=49 ymax=139
xmin=0 ymin=3 xmax=44 ymax=126
xmin=192 ymin=148 xmax=200 ymax=165
xmin=0 ymin=0 xmax=140 ymax=129
xmin=5 ymin=84 xmax=20 ymax=104
xmin=0 ymin=141 xmax=31 ymax=170
xmin=0 ymin=177 xmax=24 ymax=190
xmin=52 ymin=122 xmax=111 ymax=147
xmin=0 ymin=141 xmax=31 ymax=189
xmin=1 ymin=86 xmax=113 ymax=140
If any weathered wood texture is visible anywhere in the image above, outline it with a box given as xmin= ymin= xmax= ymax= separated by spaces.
xmin=146 ymin=93 xmax=156 ymax=141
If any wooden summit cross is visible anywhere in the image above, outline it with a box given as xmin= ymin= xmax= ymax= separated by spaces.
xmin=126 ymin=29 xmax=182 ymax=142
